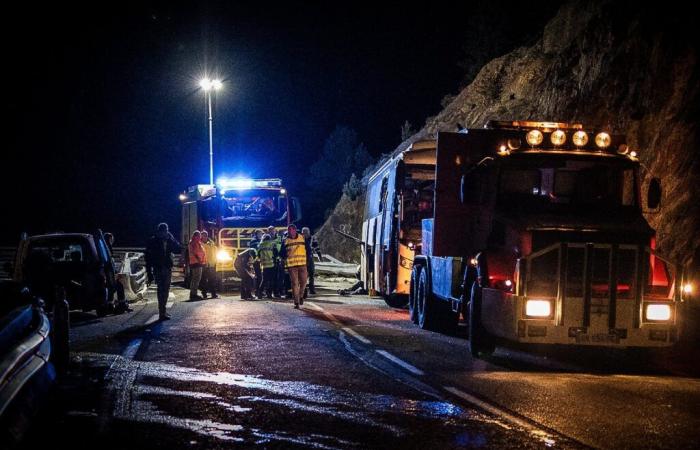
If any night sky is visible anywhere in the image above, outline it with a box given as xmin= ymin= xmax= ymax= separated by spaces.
xmin=3 ymin=1 xmax=560 ymax=245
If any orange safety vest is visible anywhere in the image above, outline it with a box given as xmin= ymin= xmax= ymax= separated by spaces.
xmin=284 ymin=235 xmax=307 ymax=268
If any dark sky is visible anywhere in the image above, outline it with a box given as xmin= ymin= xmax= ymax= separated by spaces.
xmin=2 ymin=1 xmax=560 ymax=245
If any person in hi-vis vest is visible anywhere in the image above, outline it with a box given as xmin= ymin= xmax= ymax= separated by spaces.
xmin=280 ymin=224 xmax=307 ymax=308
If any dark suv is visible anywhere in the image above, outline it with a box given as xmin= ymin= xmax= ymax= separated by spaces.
xmin=10 ymin=232 xmax=118 ymax=316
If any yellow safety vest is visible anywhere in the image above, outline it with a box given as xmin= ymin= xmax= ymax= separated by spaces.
xmin=284 ymin=235 xmax=307 ymax=268
xmin=258 ymin=240 xmax=276 ymax=269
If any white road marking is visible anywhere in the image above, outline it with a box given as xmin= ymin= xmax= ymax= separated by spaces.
xmin=443 ymin=386 xmax=557 ymax=445
xmin=375 ymin=350 xmax=424 ymax=376
xmin=145 ymin=314 xmax=160 ymax=326
xmin=305 ymin=302 xmax=323 ymax=311
xmin=122 ymin=338 xmax=143 ymax=360
xmin=166 ymin=300 xmax=174 ymax=309
xmin=341 ymin=327 xmax=372 ymax=345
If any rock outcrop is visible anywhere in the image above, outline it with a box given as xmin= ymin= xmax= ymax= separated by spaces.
xmin=319 ymin=0 xmax=700 ymax=266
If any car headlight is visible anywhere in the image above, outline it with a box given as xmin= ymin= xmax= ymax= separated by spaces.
xmin=645 ymin=303 xmax=671 ymax=321
xmin=525 ymin=299 xmax=552 ymax=318
xmin=216 ymin=249 xmax=232 ymax=262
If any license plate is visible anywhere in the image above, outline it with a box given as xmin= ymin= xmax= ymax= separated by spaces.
xmin=575 ymin=333 xmax=620 ymax=344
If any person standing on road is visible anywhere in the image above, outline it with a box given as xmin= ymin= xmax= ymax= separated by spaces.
xmin=104 ymin=231 xmax=130 ymax=313
xmin=258 ymin=234 xmax=277 ymax=298
xmin=188 ymin=231 xmax=206 ymax=300
xmin=268 ymin=226 xmax=284 ymax=298
xmin=301 ymin=227 xmax=322 ymax=297
xmin=249 ymin=229 xmax=264 ymax=298
xmin=280 ymin=224 xmax=307 ymax=309
xmin=200 ymin=231 xmax=219 ymax=299
xmin=234 ymin=248 xmax=257 ymax=300
xmin=145 ymin=223 xmax=181 ymax=321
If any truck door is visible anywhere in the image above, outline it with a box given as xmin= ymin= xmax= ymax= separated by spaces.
xmin=432 ymin=131 xmax=493 ymax=257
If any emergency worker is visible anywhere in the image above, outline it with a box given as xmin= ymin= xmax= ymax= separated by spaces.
xmin=200 ymin=231 xmax=219 ymax=299
xmin=302 ymin=227 xmax=322 ymax=296
xmin=234 ymin=248 xmax=257 ymax=300
xmin=188 ymin=231 xmax=206 ymax=300
xmin=249 ymin=229 xmax=264 ymax=298
xmin=257 ymin=234 xmax=277 ymax=298
xmin=280 ymin=224 xmax=307 ymax=308
xmin=267 ymin=225 xmax=284 ymax=297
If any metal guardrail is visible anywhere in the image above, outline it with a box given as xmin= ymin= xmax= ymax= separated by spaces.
xmin=0 ymin=305 xmax=52 ymax=417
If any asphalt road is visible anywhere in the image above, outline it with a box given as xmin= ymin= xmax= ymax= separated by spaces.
xmin=18 ymin=284 xmax=700 ymax=449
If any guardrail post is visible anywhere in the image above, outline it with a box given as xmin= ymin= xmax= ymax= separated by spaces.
xmin=52 ymin=286 xmax=70 ymax=376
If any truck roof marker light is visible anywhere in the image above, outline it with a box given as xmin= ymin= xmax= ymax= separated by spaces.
xmin=280 ymin=188 xmax=287 ymax=194
xmin=683 ymin=283 xmax=693 ymax=295
xmin=526 ymin=130 xmax=543 ymax=146
xmin=179 ymin=193 xmax=187 ymax=201
xmin=550 ymin=130 xmax=566 ymax=146
xmin=498 ymin=145 xmax=510 ymax=156
xmin=629 ymin=151 xmax=638 ymax=159
xmin=470 ymin=257 xmax=479 ymax=267
xmin=595 ymin=132 xmax=611 ymax=149
xmin=572 ymin=130 xmax=588 ymax=147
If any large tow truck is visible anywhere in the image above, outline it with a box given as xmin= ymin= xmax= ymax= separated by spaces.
xmin=362 ymin=121 xmax=691 ymax=356
xmin=179 ymin=178 xmax=301 ymax=286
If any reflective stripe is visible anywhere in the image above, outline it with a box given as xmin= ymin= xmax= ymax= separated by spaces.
xmin=285 ymin=235 xmax=307 ymax=268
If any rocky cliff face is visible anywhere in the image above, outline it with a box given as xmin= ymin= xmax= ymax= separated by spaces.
xmin=319 ymin=0 xmax=700 ymax=266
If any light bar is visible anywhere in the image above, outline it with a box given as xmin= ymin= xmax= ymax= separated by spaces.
xmin=216 ymin=178 xmax=283 ymax=190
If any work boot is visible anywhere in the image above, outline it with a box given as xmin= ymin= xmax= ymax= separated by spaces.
xmin=159 ymin=313 xmax=171 ymax=321
xmin=309 ymin=288 xmax=316 ymax=295
xmin=293 ymin=303 xmax=299 ymax=309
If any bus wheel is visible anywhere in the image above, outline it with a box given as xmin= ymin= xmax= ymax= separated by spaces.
xmin=408 ymin=266 xmax=421 ymax=324
xmin=468 ymin=282 xmax=495 ymax=357
xmin=384 ymin=293 xmax=408 ymax=308
xmin=417 ymin=269 xmax=439 ymax=331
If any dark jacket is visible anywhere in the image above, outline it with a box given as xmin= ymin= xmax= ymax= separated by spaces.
xmin=305 ymin=236 xmax=322 ymax=266
xmin=145 ymin=231 xmax=181 ymax=272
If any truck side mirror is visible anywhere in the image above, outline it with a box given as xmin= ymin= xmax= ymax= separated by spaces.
xmin=647 ymin=177 xmax=662 ymax=210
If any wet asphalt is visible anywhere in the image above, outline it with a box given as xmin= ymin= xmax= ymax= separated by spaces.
xmin=18 ymin=285 xmax=700 ymax=449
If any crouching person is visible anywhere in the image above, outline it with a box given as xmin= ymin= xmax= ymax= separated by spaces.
xmin=234 ymin=248 xmax=257 ymax=300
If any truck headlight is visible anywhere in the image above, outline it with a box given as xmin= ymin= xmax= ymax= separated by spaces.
xmin=645 ymin=303 xmax=671 ymax=321
xmin=525 ymin=299 xmax=552 ymax=318
xmin=216 ymin=249 xmax=232 ymax=262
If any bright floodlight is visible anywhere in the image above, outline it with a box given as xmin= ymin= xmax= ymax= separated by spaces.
xmin=212 ymin=79 xmax=223 ymax=90
xmin=200 ymin=78 xmax=213 ymax=91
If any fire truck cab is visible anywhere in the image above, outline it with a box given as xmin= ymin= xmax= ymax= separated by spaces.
xmin=363 ymin=121 xmax=688 ymax=357
xmin=180 ymin=178 xmax=301 ymax=285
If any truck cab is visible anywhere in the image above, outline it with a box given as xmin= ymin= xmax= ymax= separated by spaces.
xmin=363 ymin=121 xmax=686 ymax=357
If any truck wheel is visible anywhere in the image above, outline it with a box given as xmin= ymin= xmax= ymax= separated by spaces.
xmin=408 ymin=266 xmax=421 ymax=324
xmin=417 ymin=269 xmax=439 ymax=331
xmin=383 ymin=293 xmax=408 ymax=308
xmin=469 ymin=282 xmax=495 ymax=357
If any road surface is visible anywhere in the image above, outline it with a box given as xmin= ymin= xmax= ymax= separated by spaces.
xmin=19 ymin=285 xmax=700 ymax=449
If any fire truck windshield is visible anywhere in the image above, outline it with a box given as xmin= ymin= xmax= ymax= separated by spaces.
xmin=219 ymin=189 xmax=287 ymax=223
xmin=498 ymin=158 xmax=637 ymax=210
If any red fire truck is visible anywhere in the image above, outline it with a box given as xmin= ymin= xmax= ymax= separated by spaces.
xmin=362 ymin=121 xmax=692 ymax=356
xmin=179 ymin=178 xmax=301 ymax=284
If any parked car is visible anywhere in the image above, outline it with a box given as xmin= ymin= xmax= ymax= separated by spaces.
xmin=7 ymin=231 xmax=118 ymax=316
xmin=0 ymin=281 xmax=57 ymax=445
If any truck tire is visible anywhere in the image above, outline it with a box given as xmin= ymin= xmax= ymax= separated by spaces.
xmin=408 ymin=266 xmax=421 ymax=324
xmin=383 ymin=293 xmax=408 ymax=308
xmin=417 ymin=269 xmax=440 ymax=331
xmin=469 ymin=282 xmax=495 ymax=357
